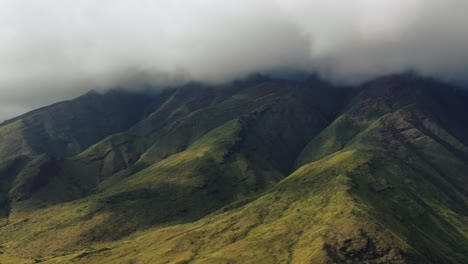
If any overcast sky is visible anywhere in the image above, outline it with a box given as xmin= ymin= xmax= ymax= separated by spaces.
xmin=1 ymin=0 xmax=468 ymax=121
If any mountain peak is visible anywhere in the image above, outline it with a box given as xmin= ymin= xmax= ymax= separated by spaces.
xmin=0 ymin=75 xmax=467 ymax=263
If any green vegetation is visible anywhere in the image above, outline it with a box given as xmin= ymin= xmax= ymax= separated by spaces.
xmin=0 ymin=74 xmax=466 ymax=263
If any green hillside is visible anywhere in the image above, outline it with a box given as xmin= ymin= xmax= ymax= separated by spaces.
xmin=0 ymin=74 xmax=466 ymax=263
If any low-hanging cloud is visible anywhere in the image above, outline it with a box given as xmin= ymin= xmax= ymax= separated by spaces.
xmin=1 ymin=0 xmax=468 ymax=121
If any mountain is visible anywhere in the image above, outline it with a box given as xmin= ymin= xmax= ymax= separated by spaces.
xmin=0 ymin=74 xmax=466 ymax=264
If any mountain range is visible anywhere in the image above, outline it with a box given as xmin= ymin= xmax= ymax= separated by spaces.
xmin=0 ymin=73 xmax=466 ymax=263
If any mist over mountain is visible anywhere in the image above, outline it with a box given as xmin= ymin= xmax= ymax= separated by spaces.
xmin=1 ymin=1 xmax=468 ymax=263
xmin=1 ymin=0 xmax=468 ymax=120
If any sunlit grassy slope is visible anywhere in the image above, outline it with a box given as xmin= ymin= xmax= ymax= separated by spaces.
xmin=0 ymin=74 xmax=466 ymax=263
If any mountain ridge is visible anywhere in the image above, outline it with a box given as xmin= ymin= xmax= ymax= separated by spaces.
xmin=0 ymin=74 xmax=466 ymax=263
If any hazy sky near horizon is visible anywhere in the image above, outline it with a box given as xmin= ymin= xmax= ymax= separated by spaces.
xmin=1 ymin=0 xmax=468 ymax=121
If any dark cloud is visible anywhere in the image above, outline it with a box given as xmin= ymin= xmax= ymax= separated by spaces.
xmin=1 ymin=0 xmax=467 ymax=121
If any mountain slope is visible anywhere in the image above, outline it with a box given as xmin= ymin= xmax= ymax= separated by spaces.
xmin=0 ymin=74 xmax=466 ymax=263
xmin=0 ymin=90 xmax=158 ymax=160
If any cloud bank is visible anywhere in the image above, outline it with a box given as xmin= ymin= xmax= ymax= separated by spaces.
xmin=1 ymin=0 xmax=468 ymax=120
